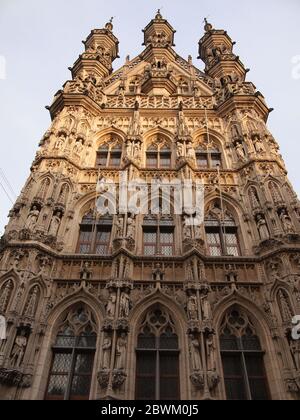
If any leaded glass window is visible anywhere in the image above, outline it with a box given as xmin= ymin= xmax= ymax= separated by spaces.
xmin=220 ymin=308 xmax=269 ymax=401
xmin=143 ymin=216 xmax=174 ymax=256
xmin=146 ymin=142 xmax=172 ymax=169
xmin=205 ymin=205 xmax=240 ymax=256
xmin=96 ymin=142 xmax=122 ymax=168
xmin=135 ymin=307 xmax=180 ymax=401
xmin=77 ymin=211 xmax=112 ymax=255
xmin=45 ymin=306 xmax=97 ymax=401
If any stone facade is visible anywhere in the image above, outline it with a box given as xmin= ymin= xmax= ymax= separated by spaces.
xmin=0 ymin=13 xmax=300 ymax=400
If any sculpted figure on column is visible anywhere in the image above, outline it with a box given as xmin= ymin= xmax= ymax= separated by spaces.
xmin=25 ymin=206 xmax=40 ymax=232
xmin=189 ymin=334 xmax=202 ymax=371
xmin=115 ymin=333 xmax=127 ymax=370
xmin=187 ymin=295 xmax=198 ymax=321
xmin=102 ymin=334 xmax=112 ymax=370
xmin=257 ymin=214 xmax=270 ymax=240
xmin=10 ymin=330 xmax=27 ymax=368
xmin=106 ymin=291 xmax=117 ymax=319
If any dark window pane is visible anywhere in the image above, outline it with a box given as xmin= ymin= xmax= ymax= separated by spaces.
xmin=138 ymin=334 xmax=156 ymax=349
xmin=211 ymin=153 xmax=222 ymax=168
xmin=95 ymin=226 xmax=111 ymax=255
xmin=55 ymin=335 xmax=76 ymax=348
xmin=242 ymin=334 xmax=262 ymax=351
xmin=110 ymin=152 xmax=121 ymax=167
xmin=147 ymin=153 xmax=158 ymax=168
xmin=136 ymin=352 xmax=156 ymax=400
xmin=244 ymin=354 xmax=269 ymax=400
xmin=70 ymin=375 xmax=92 ymax=399
xmin=160 ymin=352 xmax=180 ymax=400
xmin=47 ymin=375 xmax=68 ymax=398
xmin=222 ymin=354 xmax=247 ymax=400
xmin=160 ymin=153 xmax=171 ymax=168
xmin=160 ymin=334 xmax=178 ymax=350
xmin=220 ymin=334 xmax=239 ymax=351
xmin=74 ymin=353 xmax=94 ymax=374
xmin=51 ymin=353 xmax=72 ymax=373
xmin=197 ymin=153 xmax=208 ymax=168
xmin=78 ymin=226 xmax=93 ymax=254
xmin=97 ymin=152 xmax=108 ymax=166
xmin=77 ymin=334 xmax=97 ymax=348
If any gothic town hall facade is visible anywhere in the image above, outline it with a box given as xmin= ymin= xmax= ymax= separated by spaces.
xmin=0 ymin=12 xmax=300 ymax=401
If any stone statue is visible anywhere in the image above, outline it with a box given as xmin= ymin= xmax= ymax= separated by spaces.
xmin=200 ymin=291 xmax=212 ymax=321
xmin=133 ymin=142 xmax=141 ymax=160
xmin=106 ymin=291 xmax=117 ymax=319
xmin=183 ymin=216 xmax=192 ymax=239
xmin=24 ymin=286 xmax=39 ymax=318
xmin=178 ymin=110 xmax=189 ymax=137
xmin=152 ymin=263 xmax=165 ymax=282
xmin=126 ymin=216 xmax=135 ymax=240
xmin=119 ymin=291 xmax=130 ymax=318
xmin=253 ymin=136 xmax=265 ymax=153
xmin=116 ymin=217 xmax=124 ymax=238
xmin=48 ymin=212 xmax=62 ymax=236
xmin=257 ymin=214 xmax=270 ymax=240
xmin=54 ymin=133 xmax=65 ymax=150
xmin=102 ymin=335 xmax=112 ymax=370
xmin=131 ymin=110 xmax=141 ymax=137
xmin=80 ymin=262 xmax=92 ymax=280
xmin=189 ymin=334 xmax=202 ymax=371
xmin=126 ymin=140 xmax=133 ymax=158
xmin=10 ymin=330 xmax=27 ymax=368
xmin=280 ymin=211 xmax=294 ymax=234
xmin=187 ymin=295 xmax=198 ymax=321
xmin=25 ymin=206 xmax=40 ymax=232
xmin=115 ymin=333 xmax=127 ymax=370
xmin=206 ymin=333 xmax=216 ymax=371
xmin=0 ymin=314 xmax=6 ymax=341
xmin=235 ymin=143 xmax=246 ymax=161
xmin=73 ymin=139 xmax=83 ymax=155
xmin=186 ymin=143 xmax=196 ymax=160
xmin=0 ymin=280 xmax=14 ymax=312
xmin=176 ymin=141 xmax=185 ymax=158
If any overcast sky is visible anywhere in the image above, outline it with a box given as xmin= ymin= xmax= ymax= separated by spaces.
xmin=0 ymin=0 xmax=299 ymax=235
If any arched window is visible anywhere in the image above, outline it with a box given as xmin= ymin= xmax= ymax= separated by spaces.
xmin=205 ymin=203 xmax=240 ymax=256
xmin=135 ymin=307 xmax=180 ymax=400
xmin=45 ymin=306 xmax=97 ymax=401
xmin=146 ymin=141 xmax=172 ymax=169
xmin=96 ymin=141 xmax=122 ymax=168
xmin=220 ymin=308 xmax=269 ymax=400
xmin=195 ymin=135 xmax=222 ymax=169
xmin=77 ymin=211 xmax=112 ymax=255
xmin=143 ymin=215 xmax=174 ymax=256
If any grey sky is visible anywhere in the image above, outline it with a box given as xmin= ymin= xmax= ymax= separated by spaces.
xmin=0 ymin=0 xmax=299 ymax=234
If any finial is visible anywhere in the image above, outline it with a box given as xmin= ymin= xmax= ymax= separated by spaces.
xmin=105 ymin=17 xmax=114 ymax=31
xmin=203 ymin=17 xmax=213 ymax=32
xmin=155 ymin=9 xmax=163 ymax=19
